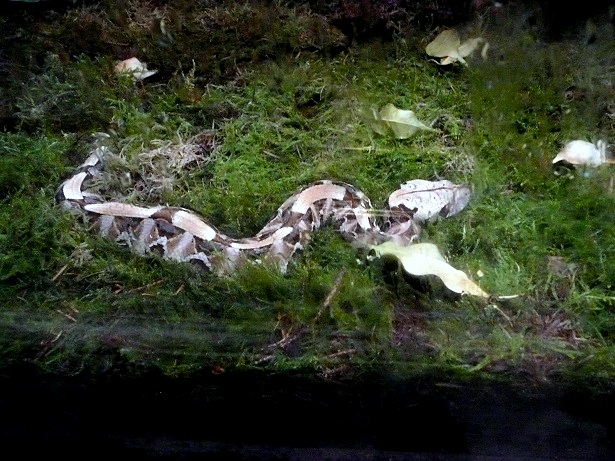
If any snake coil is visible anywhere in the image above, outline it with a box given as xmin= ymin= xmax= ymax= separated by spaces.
xmin=56 ymin=138 xmax=469 ymax=274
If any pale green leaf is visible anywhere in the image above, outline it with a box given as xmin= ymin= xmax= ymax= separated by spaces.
xmin=371 ymin=242 xmax=489 ymax=298
xmin=426 ymin=30 xmax=486 ymax=66
xmin=372 ymin=103 xmax=433 ymax=139
xmin=458 ymin=37 xmax=484 ymax=57
xmin=369 ymin=108 xmax=390 ymax=136
xmin=425 ymin=29 xmax=461 ymax=58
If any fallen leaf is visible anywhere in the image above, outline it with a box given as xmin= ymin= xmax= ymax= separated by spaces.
xmin=425 ymin=29 xmax=462 ymax=59
xmin=371 ymin=241 xmax=489 ymax=297
xmin=114 ymin=57 xmax=158 ymax=81
xmin=388 ymin=179 xmax=471 ymax=223
xmin=425 ymin=29 xmax=486 ymax=66
xmin=458 ymin=37 xmax=484 ymax=58
xmin=370 ymin=104 xmax=433 ymax=139
xmin=552 ymin=140 xmax=613 ymax=167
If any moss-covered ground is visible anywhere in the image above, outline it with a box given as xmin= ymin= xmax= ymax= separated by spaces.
xmin=1 ymin=1 xmax=614 ymax=396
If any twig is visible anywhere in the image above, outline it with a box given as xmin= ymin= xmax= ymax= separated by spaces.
xmin=133 ymin=279 xmax=164 ymax=293
xmin=50 ymin=330 xmax=63 ymax=343
xmin=488 ymin=304 xmax=513 ymax=327
xmin=56 ymin=309 xmax=77 ymax=323
xmin=254 ymin=354 xmax=274 ymax=365
xmin=325 ymin=348 xmax=356 ymax=359
xmin=52 ymin=264 xmax=69 ymax=283
xmin=323 ymin=270 xmax=346 ymax=309
xmin=314 ymin=270 xmax=346 ymax=324
xmin=342 ymin=146 xmax=375 ymax=152
xmin=267 ymin=332 xmax=297 ymax=350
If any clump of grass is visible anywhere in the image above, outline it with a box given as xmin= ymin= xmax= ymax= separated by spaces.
xmin=0 ymin=133 xmax=76 ymax=285
xmin=14 ymin=53 xmax=115 ymax=133
xmin=452 ymin=9 xmax=615 ymax=385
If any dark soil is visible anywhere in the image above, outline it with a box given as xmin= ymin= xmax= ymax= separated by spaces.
xmin=1 ymin=364 xmax=612 ymax=460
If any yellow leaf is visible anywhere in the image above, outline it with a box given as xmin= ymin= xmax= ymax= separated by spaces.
xmin=371 ymin=104 xmax=433 ymax=139
xmin=371 ymin=242 xmax=489 ymax=297
xmin=425 ymin=30 xmax=461 ymax=58
xmin=425 ymin=30 xmax=486 ymax=66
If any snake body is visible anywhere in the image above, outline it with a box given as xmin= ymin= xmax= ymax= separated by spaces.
xmin=56 ymin=144 xmax=429 ymax=274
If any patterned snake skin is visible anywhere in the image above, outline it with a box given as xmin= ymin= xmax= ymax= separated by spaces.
xmin=56 ymin=140 xmax=468 ymax=274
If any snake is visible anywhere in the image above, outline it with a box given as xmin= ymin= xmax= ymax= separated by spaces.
xmin=56 ymin=139 xmax=469 ymax=274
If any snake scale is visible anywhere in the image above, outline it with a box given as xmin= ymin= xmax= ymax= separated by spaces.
xmin=56 ymin=139 xmax=470 ymax=274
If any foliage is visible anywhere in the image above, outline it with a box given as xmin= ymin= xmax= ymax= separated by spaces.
xmin=0 ymin=1 xmax=614 ymax=393
xmin=370 ymin=103 xmax=434 ymax=138
xmin=425 ymin=29 xmax=486 ymax=66
xmin=371 ymin=242 xmax=489 ymax=297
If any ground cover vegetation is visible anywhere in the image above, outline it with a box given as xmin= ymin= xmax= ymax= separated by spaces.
xmin=0 ymin=0 xmax=613 ymax=393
